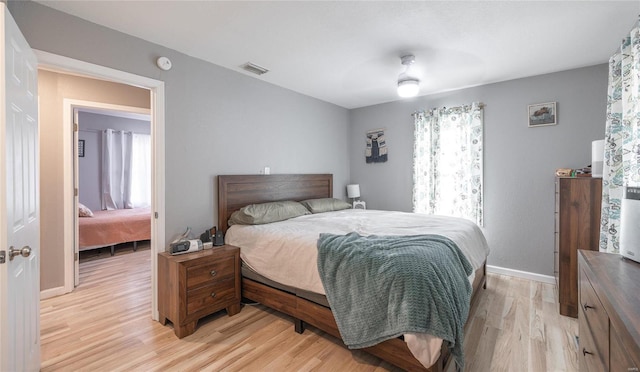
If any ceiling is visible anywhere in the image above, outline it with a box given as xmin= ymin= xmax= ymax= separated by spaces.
xmin=36 ymin=1 xmax=639 ymax=109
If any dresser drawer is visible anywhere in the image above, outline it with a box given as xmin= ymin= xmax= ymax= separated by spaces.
xmin=186 ymin=277 xmax=236 ymax=316
xmin=579 ymin=270 xmax=609 ymax=367
xmin=579 ymin=305 xmax=608 ymax=372
xmin=186 ymin=255 xmax=235 ymax=290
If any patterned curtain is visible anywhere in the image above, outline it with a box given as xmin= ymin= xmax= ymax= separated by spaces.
xmin=600 ymin=21 xmax=640 ymax=254
xmin=413 ymin=102 xmax=484 ymax=226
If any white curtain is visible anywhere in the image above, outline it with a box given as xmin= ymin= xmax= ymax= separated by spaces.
xmin=101 ymin=129 xmax=151 ymax=210
xmin=102 ymin=129 xmax=131 ymax=210
xmin=600 ymin=21 xmax=640 ymax=254
xmin=413 ymin=102 xmax=484 ymax=226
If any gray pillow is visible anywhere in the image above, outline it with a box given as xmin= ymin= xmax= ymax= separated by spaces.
xmin=300 ymin=198 xmax=352 ymax=214
xmin=229 ymin=200 xmax=310 ymax=225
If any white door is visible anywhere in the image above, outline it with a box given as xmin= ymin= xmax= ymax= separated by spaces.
xmin=0 ymin=3 xmax=40 ymax=372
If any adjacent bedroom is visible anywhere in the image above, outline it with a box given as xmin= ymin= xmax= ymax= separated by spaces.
xmin=76 ymin=109 xmax=152 ymax=259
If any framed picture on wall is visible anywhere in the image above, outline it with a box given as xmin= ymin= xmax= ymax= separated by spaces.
xmin=78 ymin=139 xmax=85 ymax=157
xmin=528 ymin=102 xmax=557 ymax=127
xmin=365 ymin=128 xmax=388 ymax=163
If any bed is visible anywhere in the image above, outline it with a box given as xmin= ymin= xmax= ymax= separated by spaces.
xmin=79 ymin=207 xmax=151 ymax=255
xmin=217 ymin=174 xmax=488 ymax=372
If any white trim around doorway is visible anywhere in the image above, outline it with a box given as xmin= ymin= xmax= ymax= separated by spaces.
xmin=65 ymin=99 xmax=151 ymax=289
xmin=35 ymin=50 xmax=165 ymax=321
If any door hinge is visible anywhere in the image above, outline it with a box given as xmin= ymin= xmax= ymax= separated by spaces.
xmin=0 ymin=251 xmax=5 ymax=264
xmin=154 ymin=212 xmax=159 ymax=219
xmin=75 ymin=252 xmax=78 ymax=261
xmin=74 ymin=123 xmax=78 ymax=132
xmin=74 ymin=188 xmax=78 ymax=197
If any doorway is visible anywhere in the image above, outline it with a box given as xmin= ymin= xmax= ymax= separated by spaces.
xmin=73 ymin=103 xmax=152 ymax=286
xmin=36 ymin=50 xmax=165 ymax=321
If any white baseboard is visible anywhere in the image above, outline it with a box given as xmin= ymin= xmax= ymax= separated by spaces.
xmin=40 ymin=286 xmax=69 ymax=300
xmin=486 ymin=265 xmax=556 ymax=284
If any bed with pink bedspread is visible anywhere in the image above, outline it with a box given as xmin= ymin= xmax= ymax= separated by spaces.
xmin=79 ymin=207 xmax=151 ymax=255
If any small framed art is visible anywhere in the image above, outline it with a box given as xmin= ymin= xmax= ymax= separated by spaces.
xmin=78 ymin=139 xmax=85 ymax=157
xmin=528 ymin=102 xmax=557 ymax=127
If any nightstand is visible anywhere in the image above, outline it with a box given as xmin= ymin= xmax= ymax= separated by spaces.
xmin=158 ymin=245 xmax=241 ymax=338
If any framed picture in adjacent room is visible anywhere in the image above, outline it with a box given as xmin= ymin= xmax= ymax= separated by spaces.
xmin=78 ymin=139 xmax=85 ymax=157
xmin=528 ymin=102 xmax=557 ymax=127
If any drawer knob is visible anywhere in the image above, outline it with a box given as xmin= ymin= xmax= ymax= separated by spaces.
xmin=211 ymin=292 xmax=216 ymax=298
xmin=210 ymin=270 xmax=217 ymax=277
xmin=582 ymin=348 xmax=593 ymax=356
xmin=583 ymin=304 xmax=595 ymax=311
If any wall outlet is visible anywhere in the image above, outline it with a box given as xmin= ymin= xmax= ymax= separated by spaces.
xmin=264 ymin=166 xmax=270 ymax=175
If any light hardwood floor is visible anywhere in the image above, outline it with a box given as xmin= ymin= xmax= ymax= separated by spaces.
xmin=41 ymin=246 xmax=578 ymax=371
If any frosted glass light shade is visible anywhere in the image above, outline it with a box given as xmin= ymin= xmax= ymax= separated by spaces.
xmin=398 ymin=79 xmax=419 ymax=98
xmin=347 ymin=184 xmax=360 ymax=199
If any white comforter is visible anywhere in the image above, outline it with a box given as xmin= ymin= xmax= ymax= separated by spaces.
xmin=225 ymin=209 xmax=490 ymax=367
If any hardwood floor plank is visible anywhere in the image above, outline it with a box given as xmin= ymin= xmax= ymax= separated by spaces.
xmin=262 ymin=331 xmax=331 ymax=371
xmin=484 ymin=274 xmax=509 ymax=331
xmin=529 ymin=282 xmax=548 ymax=371
xmin=40 ymin=248 xmax=578 ymax=371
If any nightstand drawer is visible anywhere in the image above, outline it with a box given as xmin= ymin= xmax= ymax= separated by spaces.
xmin=186 ymin=256 xmax=235 ymax=290
xmin=187 ymin=277 xmax=236 ymax=315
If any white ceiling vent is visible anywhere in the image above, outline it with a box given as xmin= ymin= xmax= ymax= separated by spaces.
xmin=241 ymin=62 xmax=269 ymax=75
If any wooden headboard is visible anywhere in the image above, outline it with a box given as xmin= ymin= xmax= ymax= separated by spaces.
xmin=217 ymin=174 xmax=333 ymax=233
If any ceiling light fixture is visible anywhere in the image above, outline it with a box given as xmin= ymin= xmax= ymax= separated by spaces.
xmin=397 ymin=55 xmax=420 ymax=98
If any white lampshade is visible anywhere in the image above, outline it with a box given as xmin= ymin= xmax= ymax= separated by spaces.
xmin=397 ymin=79 xmax=419 ymax=98
xmin=592 ymin=139 xmax=605 ymax=177
xmin=346 ymin=184 xmax=360 ymax=199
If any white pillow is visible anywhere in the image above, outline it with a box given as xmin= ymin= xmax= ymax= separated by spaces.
xmin=79 ymin=203 xmax=94 ymax=217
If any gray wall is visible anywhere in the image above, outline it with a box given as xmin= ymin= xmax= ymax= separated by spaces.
xmin=9 ymin=1 xmax=350 ymax=289
xmin=78 ymin=112 xmax=151 ymax=211
xmin=349 ymin=64 xmax=608 ymax=276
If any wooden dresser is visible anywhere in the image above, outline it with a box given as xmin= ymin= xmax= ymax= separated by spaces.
xmin=555 ymin=177 xmax=602 ymax=317
xmin=578 ymin=250 xmax=640 ymax=371
xmin=158 ymin=245 xmax=241 ymax=338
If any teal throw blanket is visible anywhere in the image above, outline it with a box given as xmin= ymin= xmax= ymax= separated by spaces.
xmin=317 ymin=233 xmax=473 ymax=368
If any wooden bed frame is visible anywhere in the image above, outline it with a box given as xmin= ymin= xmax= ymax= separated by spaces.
xmin=217 ymin=174 xmax=487 ymax=372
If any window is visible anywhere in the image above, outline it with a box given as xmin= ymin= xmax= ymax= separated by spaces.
xmin=412 ymin=102 xmax=484 ymax=225
xmin=130 ymin=133 xmax=151 ymax=208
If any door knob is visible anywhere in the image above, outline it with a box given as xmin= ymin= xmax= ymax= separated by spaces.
xmin=9 ymin=246 xmax=31 ymax=261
